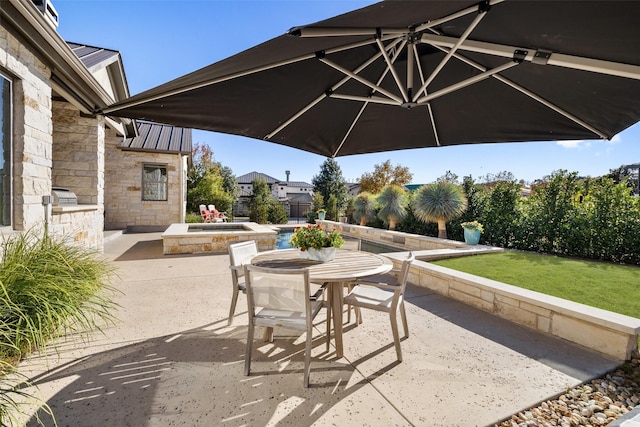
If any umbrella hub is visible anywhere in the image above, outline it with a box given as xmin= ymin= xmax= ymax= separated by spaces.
xmin=400 ymin=101 xmax=418 ymax=109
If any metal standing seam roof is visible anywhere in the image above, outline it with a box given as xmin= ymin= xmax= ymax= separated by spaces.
xmin=120 ymin=121 xmax=192 ymax=155
xmin=236 ymin=172 xmax=280 ymax=185
xmin=66 ymin=41 xmax=120 ymax=72
xmin=283 ymin=181 xmax=313 ymax=188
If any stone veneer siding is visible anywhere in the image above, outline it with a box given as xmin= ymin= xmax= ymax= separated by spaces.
xmin=1 ymin=22 xmax=52 ymax=232
xmin=50 ymin=101 xmax=104 ymax=249
xmin=0 ymin=25 xmax=105 ymax=249
xmin=104 ymin=134 xmax=186 ymax=230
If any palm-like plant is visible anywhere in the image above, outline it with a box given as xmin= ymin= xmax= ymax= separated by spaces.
xmin=352 ymin=192 xmax=377 ymax=226
xmin=413 ymin=182 xmax=467 ymax=239
xmin=377 ymin=185 xmax=407 ymax=230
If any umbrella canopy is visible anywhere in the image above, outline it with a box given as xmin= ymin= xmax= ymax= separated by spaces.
xmin=103 ymin=0 xmax=640 ymax=158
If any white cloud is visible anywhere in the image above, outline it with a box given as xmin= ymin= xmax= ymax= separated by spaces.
xmin=556 ymin=140 xmax=591 ymax=149
xmin=608 ymin=134 xmax=622 ymax=144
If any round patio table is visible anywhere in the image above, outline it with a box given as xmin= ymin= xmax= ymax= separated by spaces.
xmin=249 ymin=248 xmax=393 ymax=358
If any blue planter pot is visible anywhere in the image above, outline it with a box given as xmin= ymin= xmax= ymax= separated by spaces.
xmin=463 ymin=228 xmax=481 ymax=245
xmin=317 ymin=212 xmax=326 ymax=221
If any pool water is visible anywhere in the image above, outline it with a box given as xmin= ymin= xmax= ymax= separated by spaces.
xmin=276 ymin=231 xmax=294 ymax=249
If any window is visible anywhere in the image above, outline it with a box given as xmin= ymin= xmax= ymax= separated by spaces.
xmin=142 ymin=164 xmax=167 ymax=201
xmin=0 ymin=73 xmax=11 ymax=226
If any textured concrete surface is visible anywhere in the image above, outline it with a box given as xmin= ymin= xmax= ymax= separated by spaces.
xmin=17 ymin=232 xmax=622 ymax=426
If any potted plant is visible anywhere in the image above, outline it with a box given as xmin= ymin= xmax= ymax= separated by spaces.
xmin=317 ymin=209 xmax=327 ymax=221
xmin=289 ymin=225 xmax=344 ymax=261
xmin=461 ymin=221 xmax=484 ymax=245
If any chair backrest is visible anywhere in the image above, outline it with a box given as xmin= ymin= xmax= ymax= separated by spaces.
xmin=229 ymin=240 xmax=258 ymax=268
xmin=244 ymin=264 xmax=312 ymax=319
xmin=397 ymin=252 xmax=415 ymax=293
xmin=208 ymin=204 xmax=216 ymax=212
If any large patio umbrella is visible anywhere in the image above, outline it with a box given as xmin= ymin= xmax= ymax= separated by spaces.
xmin=103 ymin=0 xmax=640 ymax=158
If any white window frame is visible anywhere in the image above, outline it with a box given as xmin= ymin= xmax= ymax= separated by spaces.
xmin=142 ymin=163 xmax=168 ymax=201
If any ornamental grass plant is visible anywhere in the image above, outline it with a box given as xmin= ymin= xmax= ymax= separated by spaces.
xmin=0 ymin=230 xmax=118 ymax=425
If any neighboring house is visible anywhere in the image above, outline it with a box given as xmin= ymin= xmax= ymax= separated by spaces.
xmin=347 ymin=183 xmax=361 ymax=197
xmin=105 ymin=121 xmax=191 ymax=231
xmin=0 ymin=0 xmax=190 ymax=248
xmin=235 ymin=171 xmax=313 ymax=218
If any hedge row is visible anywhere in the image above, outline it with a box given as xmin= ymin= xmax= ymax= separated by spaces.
xmin=396 ymin=171 xmax=640 ymax=265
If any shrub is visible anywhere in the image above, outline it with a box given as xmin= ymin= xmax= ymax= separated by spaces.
xmin=0 ymin=231 xmax=118 ymax=360
xmin=0 ymin=231 xmax=117 ymax=424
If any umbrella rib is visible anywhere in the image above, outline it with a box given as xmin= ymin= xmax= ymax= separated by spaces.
xmin=421 ymin=34 xmax=640 ymax=81
xmin=412 ymin=0 xmax=505 ymax=34
xmin=413 ymin=8 xmax=488 ymax=103
xmin=412 ymin=43 xmax=441 ymax=147
xmin=265 ymin=38 xmax=404 ymax=140
xmin=319 ymin=57 xmax=403 ymax=104
xmin=332 ymin=102 xmax=368 ymax=158
xmin=416 ymin=61 xmax=520 ymax=104
xmin=333 ymin=38 xmax=408 ymax=156
xmin=375 ymin=37 xmax=407 ymax=102
xmin=102 ymin=35 xmax=397 ymax=115
xmin=429 ymin=40 xmax=610 ymax=138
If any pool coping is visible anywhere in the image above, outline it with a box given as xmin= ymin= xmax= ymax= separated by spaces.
xmin=161 ymin=222 xmax=277 ymax=254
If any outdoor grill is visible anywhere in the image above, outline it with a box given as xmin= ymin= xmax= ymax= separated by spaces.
xmin=51 ymin=187 xmax=78 ymax=206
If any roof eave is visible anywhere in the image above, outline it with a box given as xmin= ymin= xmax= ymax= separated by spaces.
xmin=3 ymin=0 xmax=119 ymax=114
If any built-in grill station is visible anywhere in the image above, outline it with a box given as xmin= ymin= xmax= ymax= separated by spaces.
xmin=51 ymin=187 xmax=78 ymax=206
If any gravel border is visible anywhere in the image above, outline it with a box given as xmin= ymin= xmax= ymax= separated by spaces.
xmin=495 ymin=350 xmax=640 ymax=426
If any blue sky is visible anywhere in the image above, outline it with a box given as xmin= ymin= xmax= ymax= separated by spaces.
xmin=54 ymin=0 xmax=639 ymax=185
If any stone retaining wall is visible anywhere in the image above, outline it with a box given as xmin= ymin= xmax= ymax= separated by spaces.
xmin=386 ymin=251 xmax=640 ymax=360
xmin=317 ymin=221 xmax=640 ymax=360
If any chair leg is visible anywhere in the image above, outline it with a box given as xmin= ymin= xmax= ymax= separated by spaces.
xmin=262 ymin=327 xmax=274 ymax=342
xmin=304 ymin=326 xmax=313 ymax=388
xmin=345 ymin=284 xmax=352 ymax=323
xmin=400 ymin=301 xmax=409 ymax=338
xmin=228 ymin=286 xmax=239 ymax=326
xmin=390 ymin=312 xmax=403 ymax=362
xmin=325 ymin=292 xmax=332 ymax=353
xmin=244 ymin=322 xmax=254 ymax=376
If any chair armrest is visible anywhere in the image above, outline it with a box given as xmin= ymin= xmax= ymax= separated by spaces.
xmin=229 ymin=265 xmax=243 ymax=272
xmin=309 ymin=282 xmax=327 ymax=301
xmin=355 ymin=282 xmax=399 ymax=292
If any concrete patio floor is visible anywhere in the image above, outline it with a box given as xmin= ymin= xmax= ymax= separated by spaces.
xmin=18 ymin=232 xmax=622 ymax=426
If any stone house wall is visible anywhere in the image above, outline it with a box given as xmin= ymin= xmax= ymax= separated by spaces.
xmin=0 ymin=23 xmax=105 ymax=249
xmin=1 ymin=23 xmax=52 ymax=233
xmin=104 ymin=135 xmax=186 ymax=230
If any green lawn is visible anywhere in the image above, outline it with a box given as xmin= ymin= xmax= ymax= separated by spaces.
xmin=431 ymin=252 xmax=640 ymax=318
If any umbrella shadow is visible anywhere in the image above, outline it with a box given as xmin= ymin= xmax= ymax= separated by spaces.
xmin=113 ymin=239 xmax=211 ymax=261
xmin=25 ymin=320 xmax=399 ymax=426
xmin=405 ymin=283 xmax=621 ymax=381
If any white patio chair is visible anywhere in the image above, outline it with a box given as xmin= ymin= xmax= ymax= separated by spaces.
xmin=227 ymin=240 xmax=258 ymax=326
xmin=343 ymin=252 xmax=415 ymax=361
xmin=243 ymin=264 xmax=328 ymax=388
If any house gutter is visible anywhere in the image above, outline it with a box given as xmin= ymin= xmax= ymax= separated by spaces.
xmin=2 ymin=0 xmax=117 ymax=114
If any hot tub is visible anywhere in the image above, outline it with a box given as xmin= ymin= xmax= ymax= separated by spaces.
xmin=161 ymin=222 xmax=277 ymax=255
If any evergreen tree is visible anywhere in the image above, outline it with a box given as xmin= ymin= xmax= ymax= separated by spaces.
xmin=311 ymin=158 xmax=348 ymax=214
xmin=249 ymin=177 xmax=271 ymax=224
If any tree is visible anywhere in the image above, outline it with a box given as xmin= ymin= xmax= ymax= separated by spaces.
xmin=187 ymin=143 xmax=238 ymax=214
xmin=352 ymin=192 xmax=377 ymax=226
xmin=436 ymin=170 xmax=459 ymax=184
xmin=377 ymin=185 xmax=407 ymax=230
xmin=249 ymin=177 xmax=271 ymax=224
xmin=413 ymin=181 xmax=467 ymax=239
xmin=359 ymin=160 xmax=413 ymax=193
xmin=312 ymin=158 xmax=348 ymax=213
